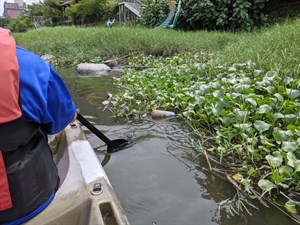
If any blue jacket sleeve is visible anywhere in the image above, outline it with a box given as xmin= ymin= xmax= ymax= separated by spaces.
xmin=17 ymin=46 xmax=76 ymax=134
xmin=45 ymin=66 xmax=77 ymax=134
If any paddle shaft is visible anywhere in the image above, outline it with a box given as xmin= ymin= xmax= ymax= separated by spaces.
xmin=77 ymin=113 xmax=111 ymax=145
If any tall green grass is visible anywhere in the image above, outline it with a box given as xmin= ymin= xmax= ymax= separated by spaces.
xmin=13 ymin=18 xmax=300 ymax=77
xmin=14 ymin=26 xmax=240 ymax=59
xmin=218 ymin=19 xmax=300 ymax=78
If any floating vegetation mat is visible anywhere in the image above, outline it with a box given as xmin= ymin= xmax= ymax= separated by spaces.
xmin=104 ymin=53 xmax=300 ymax=222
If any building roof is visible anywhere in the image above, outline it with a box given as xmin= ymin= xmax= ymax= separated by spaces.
xmin=60 ymin=0 xmax=72 ymax=6
xmin=4 ymin=2 xmax=20 ymax=9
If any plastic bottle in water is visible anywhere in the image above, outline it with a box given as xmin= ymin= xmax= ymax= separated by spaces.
xmin=151 ymin=110 xmax=175 ymax=118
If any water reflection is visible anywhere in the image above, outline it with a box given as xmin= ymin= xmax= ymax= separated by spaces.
xmin=81 ymin=114 xmax=297 ymax=225
xmin=57 ymin=67 xmax=298 ymax=225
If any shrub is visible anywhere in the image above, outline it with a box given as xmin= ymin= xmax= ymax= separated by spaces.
xmin=66 ymin=0 xmax=116 ymax=25
xmin=140 ymin=0 xmax=170 ymax=28
xmin=6 ymin=17 xmax=32 ymax=32
xmin=177 ymin=0 xmax=269 ymax=31
xmin=0 ymin=18 xmax=9 ymax=27
xmin=140 ymin=0 xmax=269 ymax=30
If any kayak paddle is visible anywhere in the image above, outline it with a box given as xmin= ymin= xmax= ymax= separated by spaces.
xmin=77 ymin=113 xmax=128 ymax=153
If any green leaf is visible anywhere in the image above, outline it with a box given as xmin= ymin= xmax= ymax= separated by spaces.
xmin=213 ymin=90 xmax=223 ymax=98
xmin=266 ymin=152 xmax=283 ymax=168
xmin=241 ymin=178 xmax=251 ymax=193
xmin=272 ymin=113 xmax=284 ymax=120
xmin=287 ymin=124 xmax=298 ymax=132
xmin=265 ymin=71 xmax=277 ymax=79
xmin=281 ymin=141 xmax=298 ymax=152
xmin=235 ymin=110 xmax=249 ymax=121
xmin=254 ymin=70 xmax=263 ymax=76
xmin=247 ymin=166 xmax=255 ymax=176
xmin=273 ymin=129 xmax=293 ymax=142
xmin=274 ymin=93 xmax=284 ymax=102
xmin=277 ymin=85 xmax=286 ymax=94
xmin=294 ymin=160 xmax=300 ymax=173
xmin=260 ymin=135 xmax=275 ymax=147
xmin=279 ymin=165 xmax=293 ymax=177
xmin=285 ymin=200 xmax=297 ymax=214
xmin=258 ymin=145 xmax=271 ymax=153
xmin=245 ymin=98 xmax=257 ymax=107
xmin=212 ymin=106 xmax=222 ymax=116
xmin=234 ymin=123 xmax=252 ymax=130
xmin=286 ymin=89 xmax=300 ymax=99
xmin=257 ymin=104 xmax=272 ymax=114
xmin=195 ymin=96 xmax=205 ymax=105
xmin=222 ymin=115 xmax=235 ymax=125
xmin=246 ymin=145 xmax=255 ymax=153
xmin=287 ymin=152 xmax=297 ymax=167
xmin=231 ymin=92 xmax=241 ymax=99
xmin=271 ymin=169 xmax=285 ymax=185
xmin=234 ymin=84 xmax=250 ymax=93
xmin=266 ymin=86 xmax=276 ymax=94
xmin=284 ymin=114 xmax=297 ymax=124
xmin=258 ymin=179 xmax=276 ymax=196
xmin=254 ymin=120 xmax=271 ymax=132
xmin=283 ymin=77 xmax=294 ymax=85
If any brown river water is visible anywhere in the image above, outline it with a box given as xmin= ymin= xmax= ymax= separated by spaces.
xmin=58 ymin=67 xmax=298 ymax=225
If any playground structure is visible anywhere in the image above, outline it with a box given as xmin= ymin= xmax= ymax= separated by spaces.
xmin=117 ymin=0 xmax=181 ymax=28
xmin=159 ymin=0 xmax=181 ymax=29
xmin=118 ymin=1 xmax=145 ymax=26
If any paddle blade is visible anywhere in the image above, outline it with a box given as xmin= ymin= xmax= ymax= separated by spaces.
xmin=107 ymin=139 xmax=129 ymax=153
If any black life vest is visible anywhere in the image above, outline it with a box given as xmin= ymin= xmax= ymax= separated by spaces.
xmin=0 ymin=28 xmax=59 ymax=224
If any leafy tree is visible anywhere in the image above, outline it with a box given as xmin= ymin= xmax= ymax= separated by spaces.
xmin=140 ymin=0 xmax=270 ymax=30
xmin=177 ymin=0 xmax=269 ymax=31
xmin=140 ymin=0 xmax=169 ymax=28
xmin=42 ymin=0 xmax=64 ymax=24
xmin=5 ymin=2 xmax=45 ymax=31
xmin=6 ymin=17 xmax=32 ymax=32
xmin=25 ymin=2 xmax=44 ymax=17
xmin=65 ymin=0 xmax=115 ymax=25
xmin=0 ymin=18 xmax=9 ymax=28
xmin=23 ymin=0 xmax=63 ymax=26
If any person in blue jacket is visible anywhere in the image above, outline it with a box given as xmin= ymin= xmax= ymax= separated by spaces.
xmin=107 ymin=18 xmax=115 ymax=28
xmin=0 ymin=28 xmax=77 ymax=224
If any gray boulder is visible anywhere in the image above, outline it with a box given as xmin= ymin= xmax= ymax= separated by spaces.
xmin=77 ymin=63 xmax=111 ymax=77
xmin=102 ymin=60 xmax=118 ymax=69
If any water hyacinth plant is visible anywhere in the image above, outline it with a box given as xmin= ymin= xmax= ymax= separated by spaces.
xmin=104 ymin=53 xmax=300 ymax=218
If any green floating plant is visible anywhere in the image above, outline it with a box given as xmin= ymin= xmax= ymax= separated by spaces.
xmin=106 ymin=53 xmax=300 ymax=213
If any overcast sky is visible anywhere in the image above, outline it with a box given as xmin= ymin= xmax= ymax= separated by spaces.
xmin=0 ymin=0 xmax=41 ymax=17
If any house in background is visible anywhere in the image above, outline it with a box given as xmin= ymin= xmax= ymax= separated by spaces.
xmin=3 ymin=0 xmax=25 ymax=19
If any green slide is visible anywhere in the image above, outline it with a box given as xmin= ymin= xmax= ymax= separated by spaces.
xmin=160 ymin=0 xmax=177 ymax=28
xmin=169 ymin=0 xmax=181 ymax=28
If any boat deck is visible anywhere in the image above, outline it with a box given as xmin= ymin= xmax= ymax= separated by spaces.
xmin=25 ymin=122 xmax=130 ymax=225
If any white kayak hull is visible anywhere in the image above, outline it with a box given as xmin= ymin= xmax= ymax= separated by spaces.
xmin=25 ymin=122 xmax=130 ymax=225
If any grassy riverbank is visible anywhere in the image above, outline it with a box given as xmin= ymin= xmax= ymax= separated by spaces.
xmin=14 ymin=18 xmax=300 ymax=78
xmin=14 ymin=26 xmax=239 ymax=64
